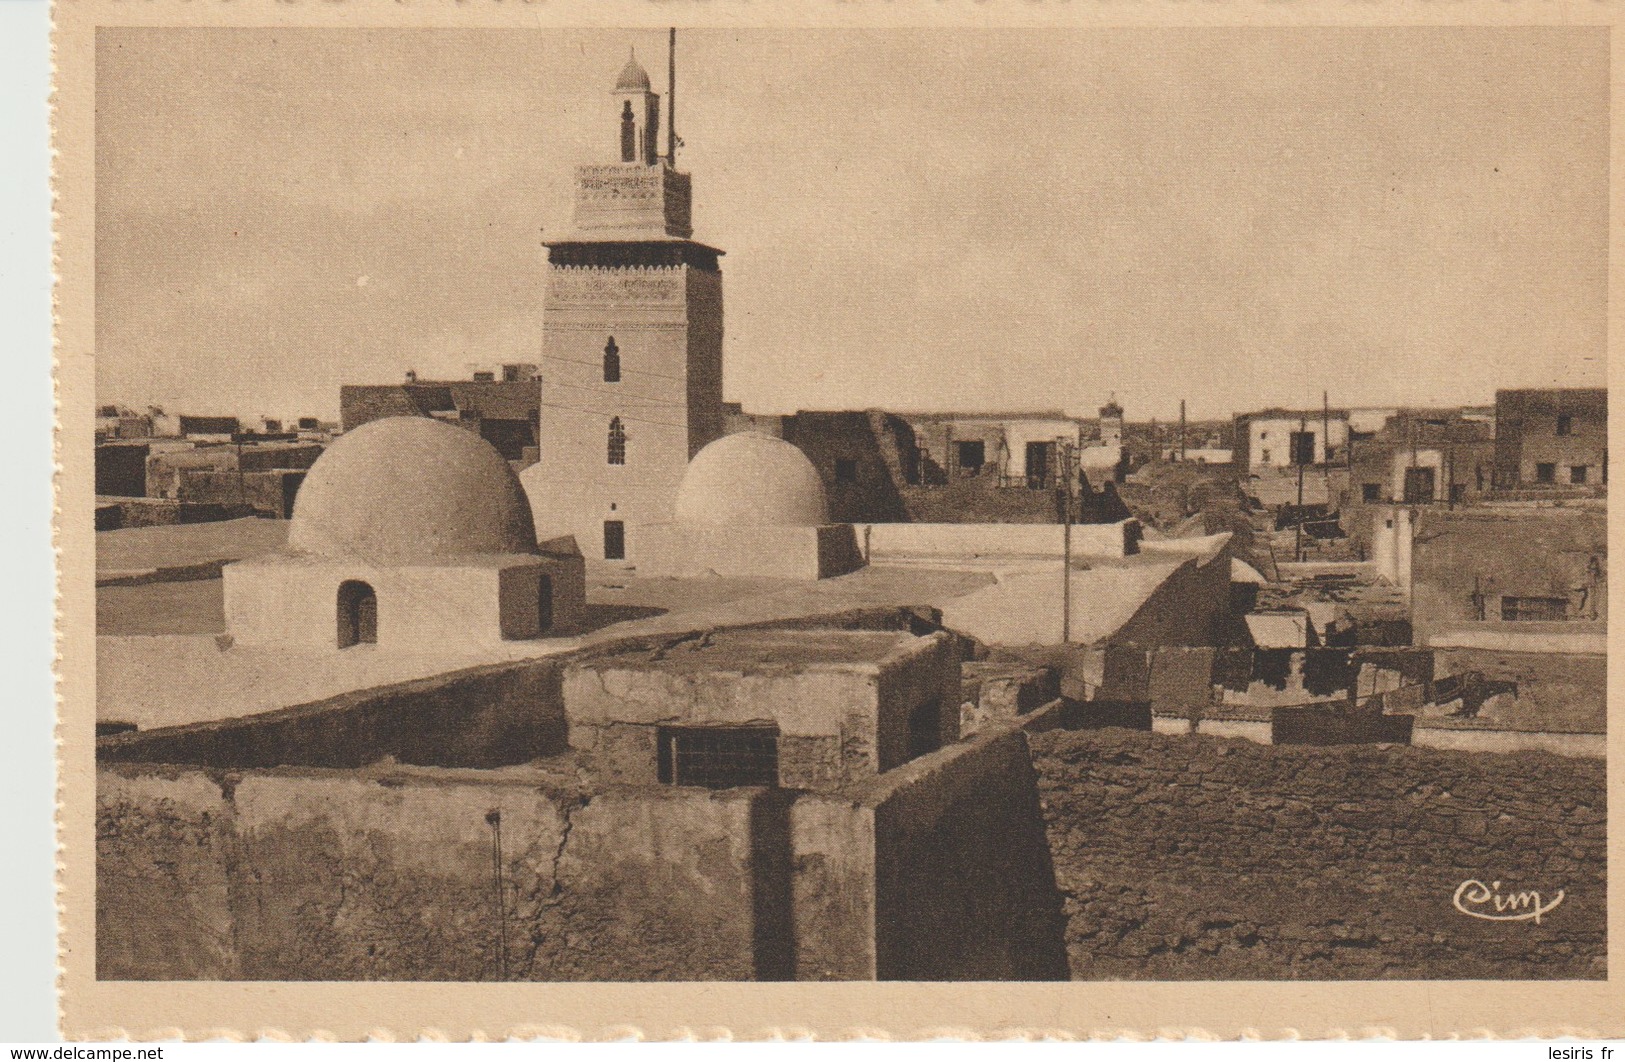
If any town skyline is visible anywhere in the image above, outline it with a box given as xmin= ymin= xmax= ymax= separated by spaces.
xmin=96 ymin=27 xmax=1607 ymax=423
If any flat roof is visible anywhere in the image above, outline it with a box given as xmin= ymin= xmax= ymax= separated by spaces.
xmin=573 ymin=628 xmax=926 ymax=674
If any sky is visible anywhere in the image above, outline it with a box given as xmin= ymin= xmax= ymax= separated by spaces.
xmin=95 ymin=27 xmax=1608 ymax=422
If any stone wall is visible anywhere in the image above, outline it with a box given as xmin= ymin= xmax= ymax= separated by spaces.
xmin=97 ymin=761 xmax=776 ymax=982
xmin=176 ymin=469 xmax=305 ymax=519
xmin=788 ymin=726 xmax=1069 ymax=981
xmin=1032 ymin=728 xmax=1604 ymax=980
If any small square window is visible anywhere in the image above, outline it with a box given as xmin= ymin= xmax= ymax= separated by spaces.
xmin=1361 ymin=483 xmax=1381 ymax=503
xmin=1570 ymin=465 xmax=1589 ymax=484
xmin=834 ymin=458 xmax=858 ymax=484
xmin=1535 ymin=462 xmax=1557 ymax=484
xmin=1556 ymin=414 xmax=1573 ymax=437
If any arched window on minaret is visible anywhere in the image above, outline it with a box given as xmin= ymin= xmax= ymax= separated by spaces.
xmin=603 ymin=336 xmax=621 ymax=383
xmin=620 ymin=101 xmax=637 ymax=163
xmin=607 ymin=417 xmax=627 ymax=466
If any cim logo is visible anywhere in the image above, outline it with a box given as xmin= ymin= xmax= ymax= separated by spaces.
xmin=1452 ymin=879 xmax=1565 ymax=925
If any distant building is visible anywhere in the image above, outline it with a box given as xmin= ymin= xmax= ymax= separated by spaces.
xmin=1345 ymin=408 xmax=1497 ymax=507
xmin=340 ymin=372 xmax=542 ymax=465
xmin=144 ymin=441 xmax=324 ymax=519
xmin=150 ymin=413 xmax=240 ymax=439
xmin=95 ymin=405 xmax=154 ymax=442
xmin=901 ymin=411 xmax=1083 ymax=488
xmin=1160 ymin=447 xmax=1232 ymax=465
xmin=1492 ymin=387 xmax=1607 ymax=490
xmin=1232 ymin=408 xmax=1350 ymax=469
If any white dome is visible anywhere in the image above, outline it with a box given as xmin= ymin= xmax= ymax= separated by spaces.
xmin=674 ymin=432 xmax=829 ymax=527
xmin=288 ymin=417 xmax=537 ymax=562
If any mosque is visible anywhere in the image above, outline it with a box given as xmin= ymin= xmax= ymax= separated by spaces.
xmin=223 ymin=416 xmax=586 ymax=651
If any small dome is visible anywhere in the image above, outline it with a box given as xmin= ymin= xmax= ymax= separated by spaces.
xmin=674 ymin=432 xmax=830 ymax=527
xmin=615 ymin=53 xmax=652 ymax=93
xmin=288 ymin=417 xmax=537 ymax=562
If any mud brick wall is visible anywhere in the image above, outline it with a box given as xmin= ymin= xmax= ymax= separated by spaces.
xmin=1031 ymin=728 xmax=1604 ymax=980
xmin=97 ymin=763 xmax=771 ymax=982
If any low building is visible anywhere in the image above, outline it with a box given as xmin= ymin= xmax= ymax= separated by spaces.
xmin=1408 ymin=505 xmax=1606 ymax=650
xmin=639 ymin=431 xmax=864 ymax=580
xmin=565 ymin=626 xmax=961 ymax=790
xmin=223 ymin=416 xmax=584 ymax=651
xmin=1232 ymin=408 xmax=1350 ymax=469
xmin=1492 ymin=387 xmax=1607 ymax=490
xmin=340 ymin=371 xmax=544 ymax=465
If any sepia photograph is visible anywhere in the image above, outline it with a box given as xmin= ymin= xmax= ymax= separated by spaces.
xmin=49 ymin=6 xmax=1619 ymax=1039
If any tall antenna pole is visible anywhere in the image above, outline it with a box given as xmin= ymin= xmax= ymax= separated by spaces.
xmin=667 ymin=28 xmax=677 ymax=167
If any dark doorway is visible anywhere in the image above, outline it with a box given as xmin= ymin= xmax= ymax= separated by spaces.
xmin=282 ymin=472 xmax=305 ymax=518
xmin=906 ymin=698 xmax=943 ymax=760
xmin=337 ymin=580 xmax=378 ymax=648
xmin=1403 ymin=466 xmax=1436 ymax=504
xmin=537 ymin=574 xmax=553 ymax=633
xmin=1289 ymin=431 xmax=1316 ymax=466
xmin=1025 ymin=442 xmax=1052 ymax=489
xmin=603 ymin=520 xmax=626 ymax=560
xmin=956 ymin=440 xmax=985 ymax=474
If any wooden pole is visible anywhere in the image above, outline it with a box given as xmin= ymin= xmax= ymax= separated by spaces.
xmin=1296 ymin=414 xmax=1307 ymax=562
xmin=1062 ymin=441 xmax=1074 ymax=643
xmin=667 ymin=29 xmax=677 ymax=166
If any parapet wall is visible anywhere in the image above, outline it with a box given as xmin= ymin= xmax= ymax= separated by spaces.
xmin=97 ymin=762 xmax=771 ymax=981
xmin=98 ymin=724 xmax=1070 ymax=982
xmin=860 ymin=519 xmax=1138 ymax=560
xmin=1032 ymin=728 xmax=1604 ymax=980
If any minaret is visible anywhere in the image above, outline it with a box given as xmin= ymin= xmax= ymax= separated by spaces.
xmin=1099 ymin=395 xmax=1125 ymax=449
xmin=525 ymin=44 xmax=725 ymax=562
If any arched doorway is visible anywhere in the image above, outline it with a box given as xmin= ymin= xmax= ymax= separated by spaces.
xmin=337 ymin=580 xmax=377 ymax=648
